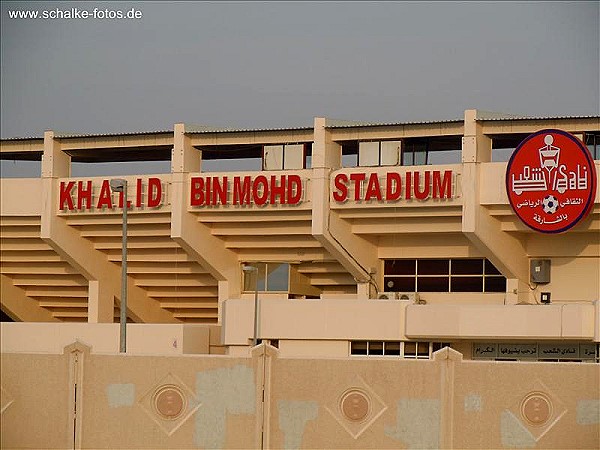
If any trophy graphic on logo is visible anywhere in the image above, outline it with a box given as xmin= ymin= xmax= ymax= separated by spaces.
xmin=538 ymin=135 xmax=560 ymax=192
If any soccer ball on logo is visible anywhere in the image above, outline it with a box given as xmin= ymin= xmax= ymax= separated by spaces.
xmin=542 ymin=195 xmax=559 ymax=214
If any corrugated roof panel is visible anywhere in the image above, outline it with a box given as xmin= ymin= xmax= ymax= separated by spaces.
xmin=325 ymin=118 xmax=463 ymax=129
xmin=184 ymin=125 xmax=314 ymax=134
xmin=2 ymin=113 xmax=598 ymax=142
xmin=1 ymin=129 xmax=173 ymax=141
xmin=55 ymin=129 xmax=173 ymax=138
xmin=0 ymin=135 xmax=44 ymax=141
xmin=476 ymin=113 xmax=600 ymax=121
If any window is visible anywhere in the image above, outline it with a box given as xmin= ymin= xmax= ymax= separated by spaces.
xmin=402 ymin=140 xmax=462 ymax=166
xmin=255 ymin=339 xmax=279 ymax=348
xmin=200 ymin=144 xmax=263 ymax=172
xmin=350 ymin=341 xmax=451 ymax=358
xmin=263 ymin=144 xmax=310 ymax=170
xmin=242 ymin=262 xmax=290 ymax=292
xmin=491 ymin=134 xmax=524 ymax=162
xmin=586 ymin=133 xmax=599 ymax=160
xmin=383 ymin=258 xmax=506 ymax=293
xmin=402 ymin=141 xmax=428 ymax=166
xmin=358 ymin=141 xmax=401 ymax=167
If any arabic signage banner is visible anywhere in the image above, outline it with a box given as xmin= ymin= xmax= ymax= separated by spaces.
xmin=506 ymin=129 xmax=597 ymax=233
xmin=472 ymin=342 xmax=597 ymax=360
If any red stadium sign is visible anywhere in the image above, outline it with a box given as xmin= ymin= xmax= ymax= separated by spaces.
xmin=506 ymin=129 xmax=596 ymax=233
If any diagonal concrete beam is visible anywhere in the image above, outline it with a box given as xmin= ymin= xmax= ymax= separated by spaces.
xmin=40 ymin=132 xmax=176 ymax=323
xmin=1 ymin=274 xmax=58 ymax=322
xmin=40 ymin=179 xmax=175 ymax=323
xmin=171 ymin=176 xmax=239 ymax=283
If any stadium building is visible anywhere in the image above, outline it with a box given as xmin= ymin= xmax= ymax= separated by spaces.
xmin=1 ymin=109 xmax=599 ymax=449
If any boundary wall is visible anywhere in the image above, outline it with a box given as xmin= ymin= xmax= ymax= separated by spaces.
xmin=1 ymin=342 xmax=599 ymax=449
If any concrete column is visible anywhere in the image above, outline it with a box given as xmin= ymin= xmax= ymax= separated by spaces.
xmin=312 ymin=117 xmax=341 ymax=170
xmin=311 ymin=118 xmax=378 ymax=298
xmin=434 ymin=347 xmax=463 ymax=449
xmin=41 ymin=132 xmax=116 ymax=322
xmin=172 ymin=123 xmax=201 ymax=173
xmin=252 ymin=343 xmax=278 ymax=450
xmin=461 ymin=110 xmax=529 ymax=304
xmin=41 ymin=130 xmax=70 ymax=178
xmin=170 ymin=124 xmax=240 ymax=323
xmin=87 ymin=281 xmax=112 ymax=324
xmin=41 ymin=132 xmax=172 ymax=323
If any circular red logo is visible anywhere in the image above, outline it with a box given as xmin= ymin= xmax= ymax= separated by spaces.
xmin=506 ymin=129 xmax=596 ymax=233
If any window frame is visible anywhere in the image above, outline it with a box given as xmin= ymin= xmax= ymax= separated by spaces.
xmin=350 ymin=340 xmax=451 ymax=358
xmin=358 ymin=140 xmax=402 ymax=167
xmin=585 ymin=132 xmax=599 ymax=160
xmin=383 ymin=258 xmax=506 ymax=293
xmin=262 ymin=143 xmax=309 ymax=170
xmin=402 ymin=141 xmax=428 ymax=166
xmin=242 ymin=262 xmax=290 ymax=293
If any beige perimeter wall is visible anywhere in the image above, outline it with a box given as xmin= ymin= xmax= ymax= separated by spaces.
xmin=1 ymin=343 xmax=599 ymax=449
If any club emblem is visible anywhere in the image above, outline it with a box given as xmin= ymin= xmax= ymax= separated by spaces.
xmin=506 ymin=129 xmax=596 ymax=233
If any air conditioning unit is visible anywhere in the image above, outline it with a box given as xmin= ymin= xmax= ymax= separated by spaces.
xmin=397 ymin=292 xmax=421 ymax=303
xmin=377 ymin=292 xmax=398 ymax=300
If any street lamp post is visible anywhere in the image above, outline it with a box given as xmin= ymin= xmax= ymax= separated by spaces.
xmin=242 ymin=265 xmax=259 ymax=346
xmin=110 ymin=179 xmax=128 ymax=353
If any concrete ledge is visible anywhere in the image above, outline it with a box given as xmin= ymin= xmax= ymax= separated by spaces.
xmin=223 ymin=297 xmax=411 ymax=345
xmin=0 ymin=322 xmax=218 ymax=355
xmin=405 ymin=303 xmax=596 ymax=340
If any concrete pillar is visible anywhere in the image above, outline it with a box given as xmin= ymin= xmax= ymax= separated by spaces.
xmin=172 ymin=123 xmax=201 ymax=173
xmin=41 ymin=130 xmax=70 ymax=178
xmin=461 ymin=110 xmax=529 ymax=304
xmin=311 ymin=118 xmax=378 ymax=296
xmin=170 ymin=124 xmax=240 ymax=323
xmin=40 ymin=132 xmax=172 ymax=323
xmin=42 ymin=131 xmax=116 ymax=322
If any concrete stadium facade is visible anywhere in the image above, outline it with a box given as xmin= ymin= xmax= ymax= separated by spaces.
xmin=1 ymin=109 xmax=599 ymax=448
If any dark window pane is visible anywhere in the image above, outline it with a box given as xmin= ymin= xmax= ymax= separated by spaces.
xmin=385 ymin=260 xmax=416 ymax=275
xmin=451 ymin=259 xmax=483 ymax=275
xmin=384 ymin=276 xmax=415 ymax=292
xmin=418 ymin=276 xmax=449 ymax=292
xmin=418 ymin=259 xmax=449 ymax=275
xmin=432 ymin=342 xmax=451 ymax=352
xmin=351 ymin=341 xmax=367 ymax=355
xmin=415 ymin=150 xmax=427 ymax=165
xmin=484 ymin=259 xmax=502 ymax=275
xmin=404 ymin=342 xmax=417 ymax=356
xmin=385 ymin=341 xmax=401 ymax=356
xmin=243 ymin=263 xmax=266 ymax=291
xmin=417 ymin=342 xmax=430 ymax=357
xmin=369 ymin=341 xmax=384 ymax=355
xmin=451 ymin=276 xmax=483 ymax=292
xmin=267 ymin=263 xmax=289 ymax=291
xmin=485 ymin=276 xmax=507 ymax=292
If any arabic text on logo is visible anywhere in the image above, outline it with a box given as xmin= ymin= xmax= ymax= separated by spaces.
xmin=506 ymin=129 xmax=596 ymax=233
